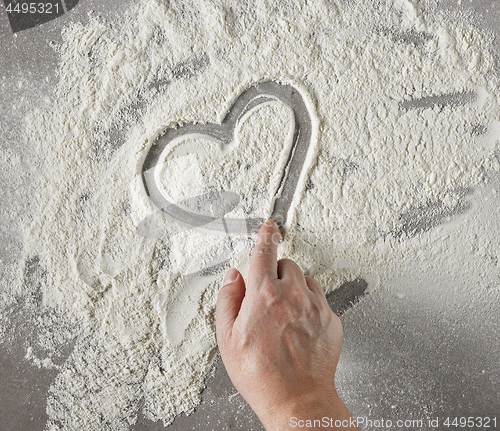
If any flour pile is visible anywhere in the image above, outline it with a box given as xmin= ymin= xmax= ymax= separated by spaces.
xmin=8 ymin=0 xmax=500 ymax=428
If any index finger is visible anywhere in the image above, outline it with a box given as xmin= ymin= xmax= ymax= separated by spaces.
xmin=248 ymin=220 xmax=281 ymax=283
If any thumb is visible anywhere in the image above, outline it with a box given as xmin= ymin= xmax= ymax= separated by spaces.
xmin=216 ymin=268 xmax=246 ymax=345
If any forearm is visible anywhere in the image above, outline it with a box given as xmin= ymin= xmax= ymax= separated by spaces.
xmin=259 ymin=392 xmax=360 ymax=431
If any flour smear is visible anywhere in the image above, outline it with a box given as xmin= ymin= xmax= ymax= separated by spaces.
xmin=4 ymin=0 xmax=500 ymax=429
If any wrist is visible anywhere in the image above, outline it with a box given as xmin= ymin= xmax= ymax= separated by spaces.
xmin=259 ymin=391 xmax=359 ymax=431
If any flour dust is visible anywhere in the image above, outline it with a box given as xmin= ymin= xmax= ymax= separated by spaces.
xmin=4 ymin=0 xmax=500 ymax=429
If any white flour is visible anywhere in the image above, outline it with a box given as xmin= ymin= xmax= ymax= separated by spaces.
xmin=8 ymin=0 xmax=500 ymax=429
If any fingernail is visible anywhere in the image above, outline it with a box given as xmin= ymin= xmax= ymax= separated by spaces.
xmin=265 ymin=220 xmax=279 ymax=229
xmin=223 ymin=268 xmax=239 ymax=286
xmin=304 ymin=263 xmax=318 ymax=277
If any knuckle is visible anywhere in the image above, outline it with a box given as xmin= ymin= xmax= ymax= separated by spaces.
xmin=287 ymin=286 xmax=314 ymax=315
xmin=257 ymin=245 xmax=276 ymax=259
xmin=307 ymin=298 xmax=321 ymax=315
xmin=258 ymin=277 xmax=278 ymax=301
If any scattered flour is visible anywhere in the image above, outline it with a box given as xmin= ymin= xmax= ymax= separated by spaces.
xmin=4 ymin=0 xmax=499 ymax=429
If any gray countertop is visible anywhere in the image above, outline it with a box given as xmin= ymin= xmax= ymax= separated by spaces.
xmin=1 ymin=1 xmax=499 ymax=430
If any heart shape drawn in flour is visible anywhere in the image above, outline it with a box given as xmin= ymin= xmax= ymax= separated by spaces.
xmin=141 ymin=81 xmax=314 ymax=235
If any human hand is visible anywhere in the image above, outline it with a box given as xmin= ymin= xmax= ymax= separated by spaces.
xmin=216 ymin=220 xmax=359 ymax=430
